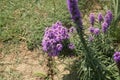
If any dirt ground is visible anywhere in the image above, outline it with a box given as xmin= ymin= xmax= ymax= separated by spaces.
xmin=0 ymin=42 xmax=71 ymax=80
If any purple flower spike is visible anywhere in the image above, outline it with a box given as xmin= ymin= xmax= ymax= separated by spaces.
xmin=98 ymin=13 xmax=103 ymax=23
xmin=93 ymin=28 xmax=100 ymax=35
xmin=107 ymin=10 xmax=113 ymax=21
xmin=89 ymin=13 xmax=95 ymax=25
xmin=113 ymin=52 xmax=120 ymax=70
xmin=102 ymin=22 xmax=108 ymax=33
xmin=67 ymin=0 xmax=82 ymax=26
xmin=104 ymin=14 xmax=111 ymax=25
xmin=104 ymin=10 xmax=113 ymax=26
xmin=89 ymin=26 xmax=94 ymax=33
xmin=68 ymin=43 xmax=75 ymax=50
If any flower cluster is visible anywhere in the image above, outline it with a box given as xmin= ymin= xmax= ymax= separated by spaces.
xmin=42 ymin=21 xmax=75 ymax=56
xmin=88 ymin=10 xmax=113 ymax=41
xmin=89 ymin=10 xmax=113 ymax=35
xmin=113 ymin=52 xmax=120 ymax=69
xmin=67 ymin=0 xmax=82 ymax=27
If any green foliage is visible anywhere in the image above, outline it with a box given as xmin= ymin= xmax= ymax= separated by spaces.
xmin=0 ymin=0 xmax=120 ymax=80
xmin=0 ymin=0 xmax=93 ymax=50
xmin=0 ymin=0 xmax=31 ymax=43
xmin=63 ymin=0 xmax=119 ymax=79
xmin=27 ymin=0 xmax=96 ymax=50
xmin=109 ymin=0 xmax=120 ymax=41
xmin=88 ymin=33 xmax=117 ymax=80
xmin=63 ymin=29 xmax=117 ymax=80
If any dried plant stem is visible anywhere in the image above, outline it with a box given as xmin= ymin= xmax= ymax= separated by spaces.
xmin=47 ymin=56 xmax=54 ymax=80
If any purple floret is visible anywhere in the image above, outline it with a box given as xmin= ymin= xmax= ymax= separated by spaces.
xmin=89 ymin=26 xmax=94 ymax=33
xmin=68 ymin=43 xmax=75 ymax=50
xmin=104 ymin=10 xmax=113 ymax=26
xmin=114 ymin=52 xmax=120 ymax=63
xmin=93 ymin=28 xmax=100 ymax=35
xmin=98 ymin=13 xmax=103 ymax=23
xmin=56 ymin=44 xmax=63 ymax=51
xmin=107 ymin=10 xmax=113 ymax=21
xmin=113 ymin=52 xmax=120 ymax=70
xmin=89 ymin=13 xmax=95 ymax=25
xmin=67 ymin=0 xmax=82 ymax=26
xmin=102 ymin=22 xmax=108 ymax=33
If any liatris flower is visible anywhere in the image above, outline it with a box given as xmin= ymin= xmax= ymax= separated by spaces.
xmin=107 ymin=10 xmax=113 ymax=21
xmin=104 ymin=14 xmax=111 ymax=25
xmin=89 ymin=26 xmax=94 ymax=33
xmin=67 ymin=0 xmax=82 ymax=26
xmin=68 ymin=43 xmax=75 ymax=50
xmin=113 ymin=52 xmax=120 ymax=70
xmin=102 ymin=21 xmax=108 ymax=33
xmin=98 ymin=13 xmax=103 ymax=23
xmin=89 ymin=13 xmax=95 ymax=25
xmin=42 ymin=21 xmax=70 ymax=56
xmin=104 ymin=10 xmax=113 ymax=26
xmin=93 ymin=28 xmax=100 ymax=35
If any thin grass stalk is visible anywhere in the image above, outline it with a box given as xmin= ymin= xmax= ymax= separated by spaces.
xmin=53 ymin=0 xmax=56 ymax=22
xmin=47 ymin=56 xmax=54 ymax=80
